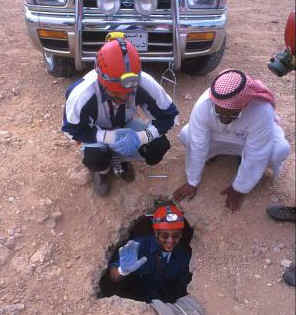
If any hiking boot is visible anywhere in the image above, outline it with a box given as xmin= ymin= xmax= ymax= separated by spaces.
xmin=118 ymin=162 xmax=135 ymax=182
xmin=266 ymin=205 xmax=296 ymax=222
xmin=283 ymin=264 xmax=296 ymax=287
xmin=93 ymin=172 xmax=110 ymax=196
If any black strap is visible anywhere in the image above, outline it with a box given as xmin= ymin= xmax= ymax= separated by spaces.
xmin=107 ymin=100 xmax=126 ymax=128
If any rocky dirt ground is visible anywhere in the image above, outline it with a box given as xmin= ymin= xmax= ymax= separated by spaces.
xmin=0 ymin=0 xmax=295 ymax=314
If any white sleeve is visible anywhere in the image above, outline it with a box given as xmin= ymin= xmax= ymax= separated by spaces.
xmin=232 ymin=104 xmax=275 ymax=193
xmin=185 ymin=93 xmax=211 ymax=187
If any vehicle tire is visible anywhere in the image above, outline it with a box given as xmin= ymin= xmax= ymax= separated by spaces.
xmin=43 ymin=52 xmax=75 ymax=78
xmin=181 ymin=37 xmax=226 ymax=76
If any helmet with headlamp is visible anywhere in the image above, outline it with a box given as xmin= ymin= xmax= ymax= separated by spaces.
xmin=152 ymin=205 xmax=184 ymax=231
xmin=95 ymin=32 xmax=141 ymax=94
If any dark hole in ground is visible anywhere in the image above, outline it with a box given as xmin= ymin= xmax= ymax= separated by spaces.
xmin=95 ymin=202 xmax=194 ymax=303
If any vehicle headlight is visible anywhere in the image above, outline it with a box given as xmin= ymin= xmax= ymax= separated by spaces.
xmin=24 ymin=0 xmax=67 ymax=6
xmin=97 ymin=0 xmax=120 ymax=15
xmin=135 ymin=0 xmax=158 ymax=16
xmin=187 ymin=0 xmax=220 ymax=9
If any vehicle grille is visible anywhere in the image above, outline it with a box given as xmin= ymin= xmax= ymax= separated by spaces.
xmin=83 ymin=0 xmax=171 ymax=10
xmin=82 ymin=31 xmax=173 ymax=54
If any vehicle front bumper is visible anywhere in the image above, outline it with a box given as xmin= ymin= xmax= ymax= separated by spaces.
xmin=24 ymin=5 xmax=227 ymax=71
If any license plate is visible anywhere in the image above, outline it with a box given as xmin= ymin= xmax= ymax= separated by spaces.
xmin=126 ymin=32 xmax=148 ymax=52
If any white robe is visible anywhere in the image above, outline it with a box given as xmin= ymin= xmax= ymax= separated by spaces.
xmin=179 ymin=89 xmax=290 ymax=194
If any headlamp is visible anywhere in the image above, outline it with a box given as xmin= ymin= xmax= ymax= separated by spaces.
xmin=166 ymin=213 xmax=178 ymax=222
xmin=135 ymin=0 xmax=157 ymax=16
xmin=96 ymin=63 xmax=140 ymax=89
xmin=96 ymin=0 xmax=120 ymax=15
xmin=187 ymin=0 xmax=219 ymax=9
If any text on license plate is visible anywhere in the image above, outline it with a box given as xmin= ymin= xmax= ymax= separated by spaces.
xmin=126 ymin=32 xmax=148 ymax=52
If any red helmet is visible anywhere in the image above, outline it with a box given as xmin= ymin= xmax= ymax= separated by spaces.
xmin=152 ymin=205 xmax=184 ymax=231
xmin=285 ymin=12 xmax=295 ymax=55
xmin=96 ymin=36 xmax=141 ymax=94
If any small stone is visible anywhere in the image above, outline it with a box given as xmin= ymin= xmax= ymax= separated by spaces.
xmin=0 ymin=303 xmax=25 ymax=313
xmin=5 ymin=237 xmax=16 ymax=250
xmin=8 ymin=229 xmax=14 ymax=236
xmin=254 ymin=274 xmax=261 ymax=279
xmin=281 ymin=259 xmax=292 ymax=268
xmin=8 ymin=197 xmax=15 ymax=203
xmin=265 ymin=258 xmax=272 ymax=265
xmin=0 ymin=130 xmax=10 ymax=137
xmin=37 ymin=214 xmax=49 ymax=224
xmin=52 ymin=211 xmax=62 ymax=220
xmin=0 ymin=244 xmax=12 ymax=265
xmin=272 ymin=245 xmax=281 ymax=253
xmin=30 ymin=243 xmax=54 ymax=265
xmin=184 ymin=93 xmax=193 ymax=100
xmin=12 ymin=88 xmax=19 ymax=96
xmin=244 ymin=299 xmax=249 ymax=304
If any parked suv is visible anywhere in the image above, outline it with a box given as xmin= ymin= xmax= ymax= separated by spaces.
xmin=24 ymin=0 xmax=227 ymax=77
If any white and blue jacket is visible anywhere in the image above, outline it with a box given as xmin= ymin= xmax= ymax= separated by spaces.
xmin=62 ymin=70 xmax=179 ymax=143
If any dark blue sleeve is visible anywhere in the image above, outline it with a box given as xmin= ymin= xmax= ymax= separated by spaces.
xmin=135 ymin=86 xmax=179 ymax=135
xmin=62 ymin=79 xmax=99 ymax=143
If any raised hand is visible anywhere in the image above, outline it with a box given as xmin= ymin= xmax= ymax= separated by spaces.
xmin=118 ymin=240 xmax=147 ymax=276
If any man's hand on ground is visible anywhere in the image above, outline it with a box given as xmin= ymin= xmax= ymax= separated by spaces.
xmin=221 ymin=186 xmax=245 ymax=211
xmin=173 ymin=183 xmax=197 ymax=202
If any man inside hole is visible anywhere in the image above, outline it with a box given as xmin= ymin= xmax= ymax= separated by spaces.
xmin=108 ymin=204 xmax=192 ymax=303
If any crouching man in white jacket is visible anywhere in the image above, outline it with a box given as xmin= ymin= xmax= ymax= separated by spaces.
xmin=173 ymin=69 xmax=290 ymax=211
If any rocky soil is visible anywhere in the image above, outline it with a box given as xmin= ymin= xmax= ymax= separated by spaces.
xmin=0 ymin=0 xmax=295 ymax=314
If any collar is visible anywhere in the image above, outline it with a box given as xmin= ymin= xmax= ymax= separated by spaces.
xmin=97 ymin=81 xmax=137 ymax=104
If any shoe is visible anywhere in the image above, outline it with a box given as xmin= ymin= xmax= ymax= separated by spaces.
xmin=283 ymin=264 xmax=296 ymax=287
xmin=118 ymin=162 xmax=135 ymax=182
xmin=266 ymin=205 xmax=296 ymax=222
xmin=93 ymin=172 xmax=110 ymax=196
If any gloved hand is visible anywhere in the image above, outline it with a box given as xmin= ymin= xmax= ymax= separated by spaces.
xmin=109 ymin=129 xmax=141 ymax=157
xmin=118 ymin=240 xmax=147 ymax=276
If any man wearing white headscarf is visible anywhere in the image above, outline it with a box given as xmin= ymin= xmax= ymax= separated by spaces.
xmin=173 ymin=69 xmax=290 ymax=211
